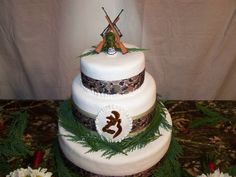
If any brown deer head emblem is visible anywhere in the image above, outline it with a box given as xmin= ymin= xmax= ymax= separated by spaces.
xmin=102 ymin=110 xmax=122 ymax=138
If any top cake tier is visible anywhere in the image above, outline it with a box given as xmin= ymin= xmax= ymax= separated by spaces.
xmin=80 ymin=44 xmax=145 ymax=95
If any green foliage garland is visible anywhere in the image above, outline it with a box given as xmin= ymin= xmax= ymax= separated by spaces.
xmin=58 ymin=100 xmax=171 ymax=159
xmin=79 ymin=47 xmax=147 ymax=57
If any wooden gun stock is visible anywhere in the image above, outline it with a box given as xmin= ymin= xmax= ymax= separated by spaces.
xmin=95 ymin=38 xmax=105 ymax=53
xmin=116 ymin=41 xmax=128 ymax=54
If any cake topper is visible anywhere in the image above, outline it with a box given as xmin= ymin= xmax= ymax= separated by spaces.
xmin=79 ymin=8 xmax=147 ymax=58
xmin=95 ymin=7 xmax=128 ymax=55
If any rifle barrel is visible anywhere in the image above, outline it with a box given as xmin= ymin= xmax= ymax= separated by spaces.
xmin=100 ymin=8 xmax=124 ymax=37
xmin=102 ymin=7 xmax=108 ymax=16
xmin=117 ymin=9 xmax=124 ymax=17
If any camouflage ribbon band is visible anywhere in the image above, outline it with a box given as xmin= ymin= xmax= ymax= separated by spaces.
xmin=81 ymin=70 xmax=145 ymax=95
xmin=72 ymin=103 xmax=156 ymax=135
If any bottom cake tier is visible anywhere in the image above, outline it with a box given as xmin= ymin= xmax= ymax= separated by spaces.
xmin=58 ymin=111 xmax=172 ymax=176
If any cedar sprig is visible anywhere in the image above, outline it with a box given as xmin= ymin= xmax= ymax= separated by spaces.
xmin=0 ymin=111 xmax=30 ymax=158
xmin=58 ymin=100 xmax=170 ymax=159
xmin=52 ymin=140 xmax=79 ymax=177
xmin=152 ymin=133 xmax=183 ymax=177
xmin=188 ymin=103 xmax=230 ymax=128
xmin=58 ymin=101 xmax=126 ymax=159
xmin=121 ymin=101 xmax=171 ymax=152
xmin=79 ymin=47 xmax=147 ymax=57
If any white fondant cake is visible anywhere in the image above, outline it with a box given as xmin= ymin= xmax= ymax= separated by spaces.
xmin=59 ymin=44 xmax=172 ymax=176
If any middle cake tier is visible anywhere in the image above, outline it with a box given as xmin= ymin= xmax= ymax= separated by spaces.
xmin=72 ymin=72 xmax=156 ymax=137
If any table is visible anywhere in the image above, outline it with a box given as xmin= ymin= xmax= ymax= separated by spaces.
xmin=0 ymin=100 xmax=235 ymax=177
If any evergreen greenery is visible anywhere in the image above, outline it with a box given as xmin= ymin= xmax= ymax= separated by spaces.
xmin=1 ymin=101 xmax=234 ymax=177
xmin=52 ymin=140 xmax=80 ymax=177
xmin=225 ymin=165 xmax=236 ymax=176
xmin=152 ymin=134 xmax=183 ymax=177
xmin=0 ymin=111 xmax=30 ymax=174
xmin=58 ymin=100 xmax=171 ymax=159
xmin=0 ymin=111 xmax=30 ymax=157
xmin=79 ymin=47 xmax=147 ymax=57
xmin=189 ymin=103 xmax=230 ymax=128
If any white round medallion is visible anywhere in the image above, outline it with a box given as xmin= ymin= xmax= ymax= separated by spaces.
xmin=95 ymin=105 xmax=132 ymax=142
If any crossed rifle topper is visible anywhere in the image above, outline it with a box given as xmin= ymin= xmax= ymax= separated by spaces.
xmin=95 ymin=7 xmax=128 ymax=54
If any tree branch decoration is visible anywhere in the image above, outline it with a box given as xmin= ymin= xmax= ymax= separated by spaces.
xmin=58 ymin=100 xmax=171 ymax=159
xmin=79 ymin=47 xmax=147 ymax=58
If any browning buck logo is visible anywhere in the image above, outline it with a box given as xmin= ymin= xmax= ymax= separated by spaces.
xmin=102 ymin=110 xmax=122 ymax=138
xmin=96 ymin=105 xmax=132 ymax=142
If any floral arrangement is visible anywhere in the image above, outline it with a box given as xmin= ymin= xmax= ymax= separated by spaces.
xmin=198 ymin=169 xmax=232 ymax=177
xmin=6 ymin=167 xmax=52 ymax=177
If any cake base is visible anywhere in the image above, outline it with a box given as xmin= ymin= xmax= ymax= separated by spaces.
xmin=58 ymin=111 xmax=172 ymax=176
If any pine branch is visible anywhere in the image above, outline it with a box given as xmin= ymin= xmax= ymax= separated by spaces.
xmin=58 ymin=100 xmax=171 ymax=159
xmin=0 ymin=111 xmax=30 ymax=158
xmin=52 ymin=140 xmax=79 ymax=177
xmin=121 ymin=101 xmax=170 ymax=152
xmin=152 ymin=133 xmax=183 ymax=177
xmin=78 ymin=47 xmax=147 ymax=58
xmin=121 ymin=47 xmax=147 ymax=52
xmin=58 ymin=101 xmax=126 ymax=159
xmin=189 ymin=104 xmax=230 ymax=128
xmin=79 ymin=50 xmax=97 ymax=57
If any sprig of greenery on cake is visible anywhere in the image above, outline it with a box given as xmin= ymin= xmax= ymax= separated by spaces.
xmin=58 ymin=100 xmax=171 ymax=159
xmin=79 ymin=46 xmax=147 ymax=58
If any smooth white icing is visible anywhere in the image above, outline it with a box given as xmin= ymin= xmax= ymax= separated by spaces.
xmin=72 ymin=72 xmax=156 ymax=117
xmin=58 ymin=110 xmax=172 ymax=176
xmin=80 ymin=44 xmax=145 ymax=81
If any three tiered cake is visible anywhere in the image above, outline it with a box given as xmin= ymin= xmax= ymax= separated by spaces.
xmin=58 ymin=8 xmax=172 ymax=177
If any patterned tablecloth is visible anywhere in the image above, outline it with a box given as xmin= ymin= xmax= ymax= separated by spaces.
xmin=0 ymin=100 xmax=235 ymax=177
